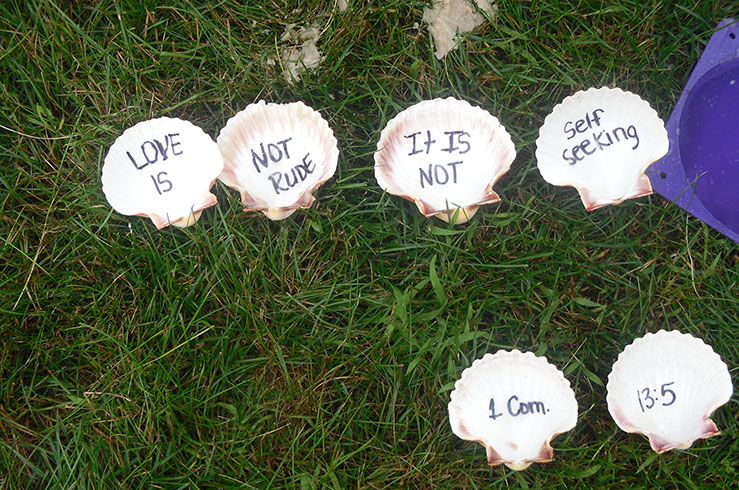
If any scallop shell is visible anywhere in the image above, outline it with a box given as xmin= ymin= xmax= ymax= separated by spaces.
xmin=101 ymin=117 xmax=224 ymax=229
xmin=448 ymin=350 xmax=578 ymax=470
xmin=374 ymin=98 xmax=516 ymax=223
xmin=535 ymin=87 xmax=669 ymax=211
xmin=217 ymin=100 xmax=339 ymax=220
xmin=606 ymin=330 xmax=733 ymax=453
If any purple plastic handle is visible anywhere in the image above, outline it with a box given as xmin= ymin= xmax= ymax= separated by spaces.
xmin=649 ymin=19 xmax=739 ymax=244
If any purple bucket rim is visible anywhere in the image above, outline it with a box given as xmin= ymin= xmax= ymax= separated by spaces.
xmin=648 ymin=18 xmax=739 ymax=244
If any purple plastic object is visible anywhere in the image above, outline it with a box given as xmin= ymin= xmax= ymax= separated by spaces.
xmin=649 ymin=19 xmax=739 ymax=243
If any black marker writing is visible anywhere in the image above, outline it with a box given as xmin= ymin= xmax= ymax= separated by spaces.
xmin=126 ymin=133 xmax=182 ymax=170
xmin=507 ymin=395 xmax=547 ymax=417
xmin=405 ymin=130 xmax=436 ymax=156
xmin=405 ymin=129 xmax=472 ymax=156
xmin=441 ymin=130 xmax=471 ymax=154
xmin=562 ymin=124 xmax=640 ymax=165
xmin=419 ymin=161 xmax=463 ymax=188
xmin=489 ymin=398 xmax=503 ymax=420
xmin=636 ymin=382 xmax=676 ymax=412
xmin=267 ymin=152 xmax=315 ymax=194
xmin=251 ymin=138 xmax=293 ymax=173
xmin=150 ymin=171 xmax=173 ymax=195
xmin=563 ymin=109 xmax=604 ymax=139
xmin=487 ymin=395 xmax=549 ymax=421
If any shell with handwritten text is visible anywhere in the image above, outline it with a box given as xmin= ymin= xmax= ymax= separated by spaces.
xmin=217 ymin=100 xmax=339 ymax=220
xmin=606 ymin=330 xmax=732 ymax=453
xmin=448 ymin=350 xmax=578 ymax=470
xmin=374 ymin=98 xmax=516 ymax=223
xmin=101 ymin=117 xmax=224 ymax=229
xmin=535 ymin=87 xmax=669 ymax=210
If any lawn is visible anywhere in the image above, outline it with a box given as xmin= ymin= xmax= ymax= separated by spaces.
xmin=1 ymin=0 xmax=737 ymax=488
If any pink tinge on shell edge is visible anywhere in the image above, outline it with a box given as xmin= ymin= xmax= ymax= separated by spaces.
xmin=146 ymin=191 xmax=217 ymax=229
xmin=648 ymin=417 xmax=721 ymax=453
xmin=579 ymin=173 xmax=653 ymax=211
xmin=611 ymin=405 xmax=723 ymax=453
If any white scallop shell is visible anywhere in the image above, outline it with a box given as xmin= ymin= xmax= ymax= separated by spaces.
xmin=535 ymin=87 xmax=669 ymax=210
xmin=217 ymin=100 xmax=339 ymax=220
xmin=374 ymin=98 xmax=516 ymax=223
xmin=101 ymin=117 xmax=223 ymax=229
xmin=448 ymin=350 xmax=578 ymax=470
xmin=606 ymin=330 xmax=732 ymax=453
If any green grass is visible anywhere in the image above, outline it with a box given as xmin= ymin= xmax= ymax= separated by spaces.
xmin=1 ymin=0 xmax=737 ymax=488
